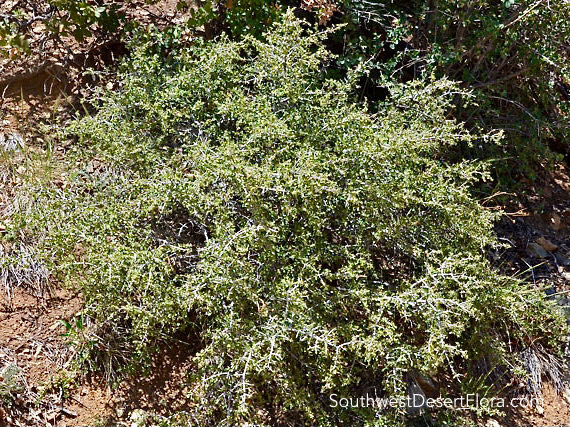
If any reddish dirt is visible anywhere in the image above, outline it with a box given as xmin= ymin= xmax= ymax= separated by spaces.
xmin=511 ymin=384 xmax=570 ymax=426
xmin=60 ymin=344 xmax=196 ymax=426
xmin=0 ymin=287 xmax=83 ymax=426
xmin=0 ymin=288 xmax=81 ymax=383
xmin=0 ymin=286 xmax=196 ymax=426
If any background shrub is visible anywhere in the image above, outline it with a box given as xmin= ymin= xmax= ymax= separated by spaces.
xmin=328 ymin=0 xmax=570 ymax=182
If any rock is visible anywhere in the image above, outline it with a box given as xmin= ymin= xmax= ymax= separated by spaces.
xmin=486 ymin=419 xmax=502 ymax=427
xmin=0 ymin=132 xmax=25 ymax=152
xmin=526 ymin=243 xmax=549 ymax=258
xmin=547 ymin=213 xmax=564 ymax=231
xmin=414 ymin=374 xmax=438 ymax=397
xmin=556 ymin=254 xmax=570 ymax=266
xmin=61 ymin=407 xmax=77 ymax=417
xmin=536 ymin=237 xmax=558 ymax=252
xmin=562 ymin=387 xmax=570 ymax=406
xmin=130 ymin=409 xmax=148 ymax=427
xmin=562 ymin=272 xmax=570 ymax=281
xmin=406 ymin=379 xmax=427 ymax=416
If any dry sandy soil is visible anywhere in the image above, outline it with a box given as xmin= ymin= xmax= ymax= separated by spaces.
xmin=0 ymin=287 xmax=195 ymax=426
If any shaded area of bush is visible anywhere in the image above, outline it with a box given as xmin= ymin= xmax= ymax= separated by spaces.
xmin=6 ymin=13 xmax=567 ymax=425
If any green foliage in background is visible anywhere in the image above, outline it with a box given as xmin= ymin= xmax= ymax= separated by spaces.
xmin=47 ymin=0 xmax=122 ymax=41
xmin=333 ymin=0 xmax=570 ymax=181
xmin=8 ymin=13 xmax=567 ymax=425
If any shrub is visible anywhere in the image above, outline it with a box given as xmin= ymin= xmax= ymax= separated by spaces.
xmin=0 ymin=363 xmax=24 ymax=407
xmin=182 ymin=0 xmax=570 ymax=182
xmin=331 ymin=0 xmax=570 ymax=181
xmin=8 ymin=12 xmax=567 ymax=425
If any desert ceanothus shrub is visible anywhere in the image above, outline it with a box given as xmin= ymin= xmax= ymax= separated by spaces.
xmin=9 ymin=11 xmax=567 ymax=426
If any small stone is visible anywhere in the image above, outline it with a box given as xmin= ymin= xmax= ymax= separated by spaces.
xmin=535 ymin=403 xmax=545 ymax=415
xmin=548 ymin=213 xmax=564 ymax=231
xmin=0 ymin=132 xmax=25 ymax=151
xmin=116 ymin=407 xmax=125 ymax=418
xmin=562 ymin=387 xmax=570 ymax=405
xmin=536 ymin=237 xmax=558 ymax=252
xmin=486 ymin=419 xmax=502 ymax=427
xmin=556 ymin=254 xmax=570 ymax=266
xmin=526 ymin=243 xmax=549 ymax=258
xmin=61 ymin=407 xmax=77 ymax=417
xmin=415 ymin=374 xmax=438 ymax=397
xmin=406 ymin=379 xmax=427 ymax=416
xmin=562 ymin=272 xmax=570 ymax=281
xmin=130 ymin=409 xmax=147 ymax=427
